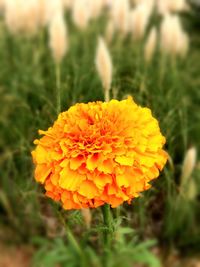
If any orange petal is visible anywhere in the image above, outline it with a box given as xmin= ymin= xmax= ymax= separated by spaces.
xmin=86 ymin=153 xmax=103 ymax=171
xmin=59 ymin=166 xmax=86 ymax=191
xmin=33 ymin=146 xmax=48 ymax=164
xmin=93 ymin=173 xmax=112 ymax=189
xmin=98 ymin=158 xmax=114 ymax=174
xmin=35 ymin=164 xmax=51 ymax=183
xmin=79 ymin=180 xmax=99 ymax=199
xmin=70 ymin=155 xmax=85 ymax=170
xmin=115 ymin=173 xmax=130 ymax=188
xmin=115 ymin=156 xmax=134 ymax=166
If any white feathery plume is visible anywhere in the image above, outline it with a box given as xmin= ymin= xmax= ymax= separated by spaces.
xmin=62 ymin=0 xmax=73 ymax=10
xmin=4 ymin=0 xmax=22 ymax=34
xmin=185 ymin=179 xmax=198 ymax=201
xmin=21 ymin=0 xmax=41 ymax=35
xmin=72 ymin=0 xmax=91 ymax=30
xmin=0 ymin=0 xmax=5 ymax=13
xmin=157 ymin=0 xmax=187 ymax=15
xmin=160 ymin=14 xmax=172 ymax=54
xmin=102 ymin=0 xmax=113 ymax=8
xmin=49 ymin=12 xmax=68 ymax=64
xmin=44 ymin=0 xmax=64 ymax=25
xmin=37 ymin=0 xmax=62 ymax=27
xmin=180 ymin=32 xmax=189 ymax=58
xmin=37 ymin=0 xmax=47 ymax=27
xmin=180 ymin=147 xmax=197 ymax=201
xmin=181 ymin=147 xmax=197 ymax=185
xmin=111 ymin=0 xmax=130 ymax=35
xmin=167 ymin=0 xmax=188 ymax=12
xmin=37 ymin=0 xmax=64 ymax=27
xmin=37 ymin=0 xmax=63 ymax=27
xmin=160 ymin=14 xmax=189 ymax=57
xmin=144 ymin=27 xmax=157 ymax=63
xmin=134 ymin=0 xmax=155 ymax=11
xmin=4 ymin=0 xmax=40 ymax=35
xmin=156 ymin=0 xmax=170 ymax=15
xmin=144 ymin=0 xmax=155 ymax=12
xmin=95 ymin=37 xmax=113 ymax=102
xmin=129 ymin=3 xmax=150 ymax=40
xmin=88 ymin=0 xmax=104 ymax=19
xmin=105 ymin=19 xmax=115 ymax=43
xmin=160 ymin=14 xmax=177 ymax=55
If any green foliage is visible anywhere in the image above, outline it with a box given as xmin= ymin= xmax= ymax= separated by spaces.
xmin=0 ymin=7 xmax=200 ymax=267
xmin=31 ymin=226 xmax=161 ymax=267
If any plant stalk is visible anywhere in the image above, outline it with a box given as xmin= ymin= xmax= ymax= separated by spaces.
xmin=56 ymin=63 xmax=61 ymax=114
xmin=104 ymin=88 xmax=110 ymax=102
xmin=101 ymin=204 xmax=113 ymax=266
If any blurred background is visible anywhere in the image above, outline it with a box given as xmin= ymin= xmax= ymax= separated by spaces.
xmin=0 ymin=0 xmax=200 ymax=266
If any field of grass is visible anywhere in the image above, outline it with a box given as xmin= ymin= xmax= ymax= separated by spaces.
xmin=0 ymin=2 xmax=200 ymax=267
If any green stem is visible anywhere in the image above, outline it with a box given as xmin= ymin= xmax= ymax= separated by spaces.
xmin=56 ymin=63 xmax=61 ymax=114
xmin=101 ymin=204 xmax=113 ymax=266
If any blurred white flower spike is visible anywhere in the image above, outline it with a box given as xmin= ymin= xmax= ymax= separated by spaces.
xmin=49 ymin=12 xmax=68 ymax=64
xmin=160 ymin=14 xmax=189 ymax=57
xmin=105 ymin=19 xmax=115 ymax=43
xmin=95 ymin=37 xmax=113 ymax=102
xmin=181 ymin=147 xmax=197 ymax=185
xmin=134 ymin=0 xmax=155 ymax=13
xmin=111 ymin=0 xmax=130 ymax=35
xmin=4 ymin=0 xmax=41 ymax=35
xmin=72 ymin=0 xmax=91 ymax=30
xmin=129 ymin=3 xmax=150 ymax=40
xmin=0 ymin=0 xmax=5 ymax=13
xmin=62 ymin=0 xmax=73 ymax=10
xmin=144 ymin=27 xmax=157 ymax=63
xmin=156 ymin=0 xmax=189 ymax=15
xmin=181 ymin=147 xmax=197 ymax=201
xmin=88 ymin=0 xmax=104 ymax=19
xmin=45 ymin=0 xmax=64 ymax=25
xmin=157 ymin=0 xmax=188 ymax=15
xmin=169 ymin=0 xmax=188 ymax=12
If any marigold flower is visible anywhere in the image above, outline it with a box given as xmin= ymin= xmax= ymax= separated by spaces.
xmin=32 ymin=97 xmax=168 ymax=210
